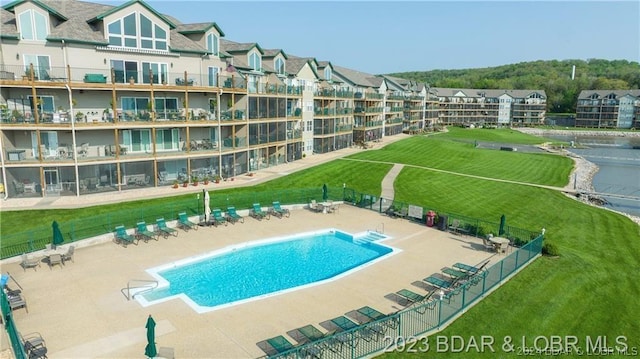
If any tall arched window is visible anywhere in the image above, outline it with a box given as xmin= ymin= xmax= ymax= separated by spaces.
xmin=107 ymin=12 xmax=167 ymax=50
xmin=275 ymin=58 xmax=285 ymax=75
xmin=248 ymin=52 xmax=261 ymax=71
xmin=206 ymin=33 xmax=219 ymax=55
xmin=324 ymin=67 xmax=332 ymax=81
xmin=18 ymin=9 xmax=48 ymax=41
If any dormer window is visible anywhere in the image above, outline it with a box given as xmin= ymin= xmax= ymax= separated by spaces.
xmin=18 ymin=9 xmax=48 ymax=41
xmin=206 ymin=33 xmax=219 ymax=56
xmin=108 ymin=12 xmax=167 ymax=51
xmin=249 ymin=52 xmax=261 ymax=71
xmin=275 ymin=58 xmax=285 ymax=75
xmin=324 ymin=67 xmax=332 ymax=81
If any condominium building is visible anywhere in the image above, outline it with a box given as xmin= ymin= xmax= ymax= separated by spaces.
xmin=432 ymin=88 xmax=547 ymax=127
xmin=0 ymin=0 xmax=547 ymax=200
xmin=575 ymin=90 xmax=640 ymax=129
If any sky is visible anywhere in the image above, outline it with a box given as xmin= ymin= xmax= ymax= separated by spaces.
xmin=94 ymin=1 xmax=640 ymax=75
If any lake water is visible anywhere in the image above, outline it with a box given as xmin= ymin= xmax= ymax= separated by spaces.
xmin=545 ymin=134 xmax=640 ymax=217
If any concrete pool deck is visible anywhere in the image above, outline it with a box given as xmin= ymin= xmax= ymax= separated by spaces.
xmin=1 ymin=206 xmax=498 ymax=358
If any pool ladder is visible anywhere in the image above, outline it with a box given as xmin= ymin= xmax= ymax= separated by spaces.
xmin=122 ymin=279 xmax=158 ymax=300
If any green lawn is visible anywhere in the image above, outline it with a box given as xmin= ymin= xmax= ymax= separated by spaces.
xmin=1 ymin=129 xmax=639 ymax=355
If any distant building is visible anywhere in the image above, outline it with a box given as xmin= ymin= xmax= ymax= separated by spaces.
xmin=575 ymin=90 xmax=640 ymax=129
xmin=431 ymin=88 xmax=547 ymax=127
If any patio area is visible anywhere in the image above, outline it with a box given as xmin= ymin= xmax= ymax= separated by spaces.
xmin=1 ymin=205 xmax=496 ymax=358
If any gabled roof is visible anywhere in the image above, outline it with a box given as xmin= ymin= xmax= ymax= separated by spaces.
xmin=431 ymin=88 xmax=547 ymax=99
xmin=220 ymin=39 xmax=264 ymax=54
xmin=34 ymin=0 xmax=110 ymax=45
xmin=577 ymin=89 xmax=640 ymax=100
xmin=0 ymin=8 xmax=19 ymax=39
xmin=176 ymin=22 xmax=225 ymax=37
xmin=262 ymin=48 xmax=287 ymax=59
xmin=285 ymin=55 xmax=320 ymax=79
xmin=2 ymin=0 xmax=68 ymax=21
xmin=87 ymin=0 xmax=176 ymax=29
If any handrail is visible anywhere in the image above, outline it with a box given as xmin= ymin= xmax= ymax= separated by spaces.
xmin=121 ymin=279 xmax=158 ymax=300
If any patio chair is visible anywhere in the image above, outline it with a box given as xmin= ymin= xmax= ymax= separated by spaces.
xmin=442 ymin=267 xmax=471 ymax=280
xmin=482 ymin=237 xmax=497 ymax=252
xmin=156 ymin=218 xmax=178 ymax=238
xmin=177 ymin=212 xmax=198 ymax=231
xmin=329 ymin=316 xmax=375 ymax=344
xmin=48 ymin=253 xmax=63 ymax=269
xmin=21 ymin=332 xmax=45 ymax=355
xmin=249 ymin=203 xmax=269 ymax=221
xmin=256 ymin=335 xmax=296 ymax=356
xmin=309 ymin=199 xmax=321 ymax=212
xmin=396 ymin=288 xmax=429 ymax=305
xmin=452 ymin=260 xmax=490 ymax=275
xmin=9 ymin=293 xmax=28 ymax=312
xmin=269 ymin=201 xmax=290 ymax=218
xmin=225 ymin=206 xmax=244 ymax=224
xmin=423 ymin=275 xmax=459 ymax=290
xmin=114 ymin=225 xmax=138 ymax=247
xmin=20 ymin=253 xmax=41 ymax=271
xmin=136 ymin=221 xmax=159 ymax=242
xmin=210 ymin=209 xmax=228 ymax=227
xmin=286 ymin=324 xmax=337 ymax=356
xmin=61 ymin=245 xmax=75 ymax=264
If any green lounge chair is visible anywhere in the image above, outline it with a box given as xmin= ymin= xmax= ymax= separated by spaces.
xmin=114 ymin=225 xmax=137 ymax=246
xmin=452 ymin=260 xmax=490 ymax=274
xmin=396 ymin=289 xmax=427 ymax=304
xmin=424 ymin=275 xmax=458 ymax=290
xmin=156 ymin=218 xmax=178 ymax=238
xmin=269 ymin=201 xmax=290 ymax=218
xmin=177 ymin=212 xmax=198 ymax=231
xmin=249 ymin=203 xmax=269 ymax=221
xmin=225 ymin=206 xmax=244 ymax=224
xmin=442 ymin=267 xmax=470 ymax=280
xmin=136 ymin=221 xmax=159 ymax=242
xmin=210 ymin=209 xmax=227 ymax=227
xmin=266 ymin=335 xmax=295 ymax=354
xmin=330 ymin=316 xmax=375 ymax=344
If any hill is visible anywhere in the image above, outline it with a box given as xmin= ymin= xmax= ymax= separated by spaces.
xmin=387 ymin=59 xmax=640 ymax=113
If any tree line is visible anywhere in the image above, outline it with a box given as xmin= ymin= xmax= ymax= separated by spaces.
xmin=387 ymin=59 xmax=640 ymax=114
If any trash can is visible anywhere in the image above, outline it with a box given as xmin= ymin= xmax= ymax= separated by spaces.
xmin=426 ymin=210 xmax=436 ymax=227
xmin=438 ymin=215 xmax=448 ymax=231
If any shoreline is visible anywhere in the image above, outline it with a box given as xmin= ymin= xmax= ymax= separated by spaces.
xmin=518 ymin=128 xmax=640 ymax=225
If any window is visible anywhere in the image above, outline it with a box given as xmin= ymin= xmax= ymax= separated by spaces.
xmin=208 ymin=67 xmax=219 ymax=86
xmin=18 ymin=9 xmax=48 ymax=41
xmin=28 ymin=95 xmax=54 ymax=113
xmin=154 ymin=97 xmax=178 ymax=118
xmin=247 ymin=75 xmax=259 ymax=93
xmin=248 ymin=52 xmax=261 ymax=71
xmin=111 ymin=60 xmax=138 ymax=83
xmin=275 ymin=58 xmax=285 ymax=75
xmin=206 ymin=33 xmax=219 ymax=56
xmin=23 ymin=55 xmax=50 ymax=80
xmin=122 ymin=129 xmax=151 ymax=152
xmin=142 ymin=62 xmax=168 ymax=84
xmin=324 ymin=67 xmax=332 ymax=81
xmin=107 ymin=12 xmax=167 ymax=51
xmin=155 ymin=128 xmax=179 ymax=151
xmin=121 ymin=97 xmax=150 ymax=118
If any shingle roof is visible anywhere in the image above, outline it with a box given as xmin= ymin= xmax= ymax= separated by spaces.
xmin=0 ymin=8 xmax=19 ymax=39
xmin=431 ymin=88 xmax=546 ymax=99
xmin=220 ymin=39 xmax=263 ymax=54
xmin=577 ymin=90 xmax=640 ymax=99
xmin=175 ymin=22 xmax=225 ymax=37
xmin=262 ymin=48 xmax=287 ymax=59
xmin=332 ymin=65 xmax=381 ymax=88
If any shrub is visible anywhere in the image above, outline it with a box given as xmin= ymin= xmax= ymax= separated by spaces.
xmin=542 ymin=241 xmax=560 ymax=257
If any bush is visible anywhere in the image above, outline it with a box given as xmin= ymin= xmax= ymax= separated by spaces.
xmin=542 ymin=241 xmax=560 ymax=257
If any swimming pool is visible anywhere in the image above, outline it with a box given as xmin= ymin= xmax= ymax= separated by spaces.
xmin=136 ymin=229 xmax=396 ymax=312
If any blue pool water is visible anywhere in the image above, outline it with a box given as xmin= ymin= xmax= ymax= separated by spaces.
xmin=138 ymin=229 xmax=395 ymax=312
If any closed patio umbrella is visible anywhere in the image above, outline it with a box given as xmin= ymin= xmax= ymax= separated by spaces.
xmin=144 ymin=315 xmax=157 ymax=358
xmin=322 ymin=184 xmax=328 ymax=201
xmin=204 ymin=191 xmax=211 ymax=223
xmin=498 ymin=214 xmax=506 ymax=236
xmin=52 ymin=220 xmax=64 ymax=248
